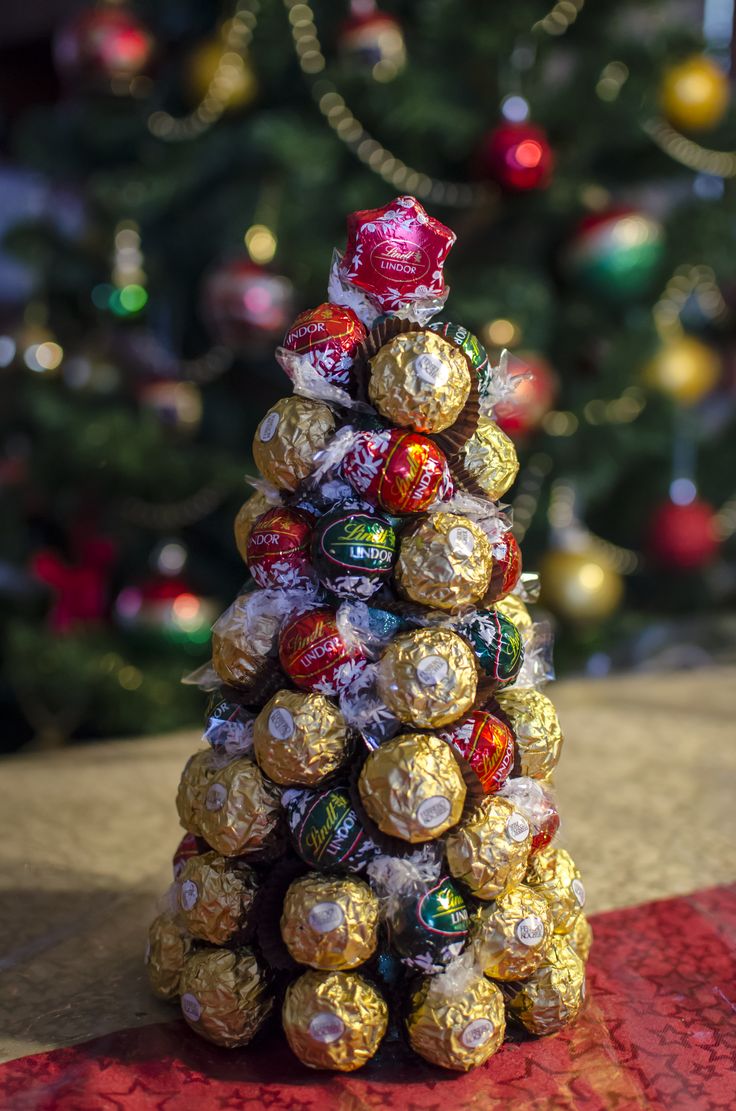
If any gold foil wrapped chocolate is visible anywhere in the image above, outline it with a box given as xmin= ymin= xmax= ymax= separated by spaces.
xmin=280 ymin=874 xmax=379 ymax=970
xmin=145 ymin=912 xmax=194 ymax=1000
xmin=494 ymin=594 xmax=533 ymax=634
xmin=177 ymin=851 xmax=257 ymax=945
xmin=368 ymin=331 xmax=471 ymax=434
xmin=567 ymin=911 xmax=593 ymax=963
xmin=252 ymin=396 xmax=336 ymax=492
xmin=446 ymin=795 xmax=532 ymax=900
xmin=406 ymin=967 xmax=505 ymax=1071
xmin=179 ymin=947 xmax=273 ymax=1048
xmin=461 ymin=417 xmax=519 ymax=500
xmin=211 ymin=594 xmax=280 ymax=691
xmin=524 ymin=846 xmax=585 ymax=933
xmin=198 ymin=757 xmax=283 ymax=857
xmin=282 ymin=970 xmax=388 ymax=1071
xmin=176 ymin=748 xmax=219 ymax=835
xmin=472 ymin=883 xmax=553 ymax=981
xmin=253 ymin=690 xmax=348 ymax=787
xmin=377 ymin=627 xmax=478 ymax=729
xmin=506 ymin=938 xmax=586 ymax=1036
xmin=233 ymin=489 xmax=272 ymax=563
xmin=359 ymin=733 xmax=466 ymax=842
xmin=496 ymin=687 xmax=564 ymax=780
xmin=395 ymin=513 xmax=493 ymax=611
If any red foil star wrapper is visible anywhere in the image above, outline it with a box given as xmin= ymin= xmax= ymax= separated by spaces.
xmin=336 ymin=196 xmax=456 ymax=322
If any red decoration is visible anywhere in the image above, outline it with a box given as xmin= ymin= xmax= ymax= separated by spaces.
xmin=278 ymin=607 xmax=366 ymax=696
xmin=246 ymin=506 xmax=315 ymax=590
xmin=487 ymin=531 xmax=523 ymax=603
xmin=172 ymin=833 xmax=206 ymax=880
xmin=494 ymin=352 xmax=558 ymax=439
xmin=54 ymin=6 xmax=154 ymax=86
xmin=281 ymin=303 xmax=367 ymax=391
xmin=479 ymin=123 xmax=554 ymax=192
xmin=201 ymin=259 xmax=295 ymax=351
xmin=31 ymin=536 xmax=116 ymax=634
xmin=337 ymin=5 xmax=406 ymax=76
xmin=343 ymin=428 xmax=454 ymax=514
xmin=647 ymin=498 xmax=720 ymax=571
xmin=439 ymin=710 xmax=515 ymax=794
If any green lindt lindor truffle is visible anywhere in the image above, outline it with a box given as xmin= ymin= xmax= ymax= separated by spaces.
xmin=311 ymin=505 xmax=397 ymax=600
xmin=457 ymin=608 xmax=524 ymax=691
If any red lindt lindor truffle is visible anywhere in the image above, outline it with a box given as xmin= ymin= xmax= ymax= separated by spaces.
xmin=279 ymin=607 xmax=367 ymax=696
xmin=246 ymin=506 xmax=315 ymax=590
xmin=439 ymin=709 xmax=515 ymax=795
xmin=342 ymin=428 xmax=454 ymax=515
xmin=282 ymin=303 xmax=367 ymax=390
xmin=340 ymin=196 xmax=456 ymax=313
xmin=487 ymin=530 xmax=523 ymax=603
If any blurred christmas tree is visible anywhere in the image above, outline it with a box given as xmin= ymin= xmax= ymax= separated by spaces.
xmin=1 ymin=0 xmax=735 ymax=749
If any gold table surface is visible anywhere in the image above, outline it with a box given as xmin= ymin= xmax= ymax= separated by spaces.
xmin=1 ymin=666 xmax=735 ymax=1064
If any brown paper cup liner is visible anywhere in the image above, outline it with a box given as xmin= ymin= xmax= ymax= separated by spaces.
xmin=255 ymin=855 xmax=309 ymax=972
xmin=480 ymin=562 xmax=510 ymax=609
xmin=431 ymin=371 xmax=481 ymax=459
xmin=448 ymin=454 xmax=491 ymax=500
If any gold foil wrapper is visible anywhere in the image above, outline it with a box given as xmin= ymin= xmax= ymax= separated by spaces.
xmin=396 ymin=513 xmax=493 ymax=611
xmin=446 ymin=795 xmax=532 ymax=900
xmin=472 ymin=883 xmax=553 ymax=981
xmin=368 ymin=331 xmax=471 ymax=434
xmin=407 ymin=970 xmax=505 ymax=1071
xmin=233 ymin=490 xmax=272 ymax=563
xmin=359 ymin=733 xmax=466 ymax=842
xmin=177 ymin=851 xmax=257 ymax=945
xmin=179 ymin=946 xmax=273 ymax=1048
xmin=252 ymin=396 xmax=336 ymax=492
xmin=506 ymin=938 xmax=586 ymax=1036
xmin=377 ymin=627 xmax=478 ymax=729
xmin=567 ymin=911 xmax=593 ymax=963
xmin=494 ymin=595 xmax=533 ymax=634
xmin=253 ymin=690 xmax=348 ymax=787
xmin=282 ymin=970 xmax=388 ymax=1071
xmin=524 ymin=846 xmax=585 ymax=933
xmin=145 ymin=912 xmax=194 ymax=1001
xmin=461 ymin=418 xmax=519 ymax=500
xmin=496 ymin=687 xmax=564 ymax=780
xmin=198 ymin=757 xmax=283 ymax=857
xmin=211 ymin=595 xmax=280 ymax=690
xmin=176 ymin=748 xmax=219 ymax=835
xmin=280 ymin=874 xmax=380 ymax=970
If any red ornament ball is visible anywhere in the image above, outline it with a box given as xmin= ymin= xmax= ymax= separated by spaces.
xmin=54 ymin=6 xmax=154 ymax=87
xmin=647 ymin=498 xmax=719 ymax=570
xmin=201 ymin=258 xmax=295 ymax=352
xmin=246 ymin=506 xmax=315 ymax=590
xmin=479 ymin=123 xmax=554 ymax=192
xmin=337 ymin=7 xmax=407 ymax=80
xmin=279 ymin=607 xmax=367 ymax=696
xmin=494 ymin=352 xmax=558 ymax=439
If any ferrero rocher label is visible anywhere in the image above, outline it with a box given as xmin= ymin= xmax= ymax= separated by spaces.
xmin=175 ymin=748 xmax=219 ymax=835
xmin=496 ymin=687 xmax=564 ymax=780
xmin=406 ymin=970 xmax=505 ymax=1071
xmin=462 ymin=417 xmax=519 ymax=500
xmin=446 ymin=795 xmax=532 ymax=900
xmin=471 ymin=883 xmax=553 ymax=981
xmin=198 ymin=757 xmax=283 ymax=857
xmin=253 ymin=689 xmax=348 ymax=786
xmin=376 ymin=627 xmax=478 ymax=729
xmin=494 ymin=594 xmax=533 ymax=634
xmin=280 ymin=874 xmax=380 ymax=970
xmin=396 ymin=513 xmax=493 ymax=611
xmin=177 ymin=851 xmax=257 ymax=945
xmin=179 ymin=947 xmax=273 ymax=1048
xmin=368 ymin=331 xmax=471 ymax=434
xmin=252 ymin=396 xmax=335 ymax=492
xmin=282 ymin=970 xmax=388 ymax=1071
xmin=145 ymin=912 xmax=193 ymax=1000
xmin=524 ymin=846 xmax=585 ymax=933
xmin=506 ymin=938 xmax=586 ymax=1036
xmin=233 ymin=490 xmax=272 ymax=563
xmin=567 ymin=911 xmax=593 ymax=963
xmin=359 ymin=733 xmax=466 ymax=842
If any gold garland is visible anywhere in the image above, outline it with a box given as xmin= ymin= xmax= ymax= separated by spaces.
xmin=119 ymin=482 xmax=230 ymax=529
xmin=643 ymin=117 xmax=736 ymax=179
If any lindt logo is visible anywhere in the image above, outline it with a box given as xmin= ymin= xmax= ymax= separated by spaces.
xmin=370 ymin=240 xmax=430 ymax=283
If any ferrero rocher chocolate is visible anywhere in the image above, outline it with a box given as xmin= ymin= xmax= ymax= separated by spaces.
xmin=376 ymin=627 xmax=478 ymax=729
xmin=567 ymin=911 xmax=593 ymax=963
xmin=457 ymin=609 xmax=524 ymax=691
xmin=211 ymin=594 xmax=280 ymax=691
xmin=176 ymin=748 xmax=219 ymax=835
xmin=524 ymin=846 xmax=585 ymax=933
xmin=198 ymin=756 xmax=283 ymax=857
xmin=496 ymin=687 xmax=564 ymax=780
xmin=472 ymin=883 xmax=553 ymax=981
xmin=395 ymin=513 xmax=493 ymax=611
xmin=179 ymin=947 xmax=273 ymax=1048
xmin=233 ymin=489 xmax=272 ymax=563
xmin=446 ymin=795 xmax=532 ymax=900
xmin=494 ymin=593 xmax=533 ymax=634
xmin=252 ymin=396 xmax=336 ymax=492
xmin=280 ymin=874 xmax=379 ymax=970
xmin=253 ymin=689 xmax=348 ymax=786
xmin=505 ymin=939 xmax=586 ymax=1036
xmin=145 ymin=912 xmax=194 ymax=1000
xmin=177 ymin=851 xmax=257 ymax=945
xmin=461 ymin=417 xmax=519 ymax=500
xmin=282 ymin=970 xmax=388 ymax=1071
xmin=368 ymin=330 xmax=471 ymax=434
xmin=406 ymin=969 xmax=505 ymax=1071
xmin=359 ymin=734 xmax=466 ymax=842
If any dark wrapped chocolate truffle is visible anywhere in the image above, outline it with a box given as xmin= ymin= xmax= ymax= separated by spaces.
xmin=457 ymin=608 xmax=524 ymax=692
xmin=312 ymin=505 xmax=397 ymax=600
xmin=283 ymin=784 xmax=379 ymax=873
xmin=246 ymin=505 xmax=315 ymax=590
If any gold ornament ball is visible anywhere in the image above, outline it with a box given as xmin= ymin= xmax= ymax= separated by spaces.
xmin=642 ymin=336 xmax=720 ymax=406
xmin=186 ymin=38 xmax=257 ymax=111
xmin=660 ymin=54 xmax=729 ymax=132
xmin=540 ymin=548 xmax=623 ymax=624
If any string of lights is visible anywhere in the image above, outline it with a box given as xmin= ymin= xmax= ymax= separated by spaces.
xmin=643 ymin=117 xmax=736 ymax=179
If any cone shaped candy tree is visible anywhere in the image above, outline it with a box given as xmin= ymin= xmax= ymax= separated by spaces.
xmin=146 ymin=197 xmax=589 ymax=1073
